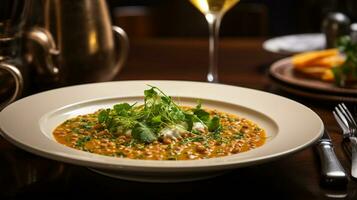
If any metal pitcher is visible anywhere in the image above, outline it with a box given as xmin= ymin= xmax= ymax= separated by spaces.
xmin=23 ymin=0 xmax=129 ymax=89
xmin=0 ymin=0 xmax=26 ymax=110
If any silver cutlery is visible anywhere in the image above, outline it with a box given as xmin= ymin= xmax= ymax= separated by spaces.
xmin=333 ymin=103 xmax=357 ymax=179
xmin=316 ymin=128 xmax=348 ymax=185
xmin=342 ymin=139 xmax=352 ymax=160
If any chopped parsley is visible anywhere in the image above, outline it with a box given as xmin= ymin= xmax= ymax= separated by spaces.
xmin=233 ymin=132 xmax=244 ymax=139
xmin=76 ymin=136 xmax=91 ymax=148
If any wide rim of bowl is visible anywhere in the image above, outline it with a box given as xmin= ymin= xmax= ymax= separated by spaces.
xmin=0 ymin=80 xmax=323 ymax=172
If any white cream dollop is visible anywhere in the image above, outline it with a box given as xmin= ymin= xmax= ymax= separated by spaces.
xmin=160 ymin=124 xmax=188 ymax=140
xmin=192 ymin=122 xmax=206 ymax=133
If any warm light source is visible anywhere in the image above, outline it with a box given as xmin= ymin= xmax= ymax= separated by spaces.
xmin=88 ymin=31 xmax=98 ymax=54
xmin=190 ymin=0 xmax=209 ymax=14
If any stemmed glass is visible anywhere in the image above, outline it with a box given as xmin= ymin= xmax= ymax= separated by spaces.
xmin=189 ymin=0 xmax=239 ymax=83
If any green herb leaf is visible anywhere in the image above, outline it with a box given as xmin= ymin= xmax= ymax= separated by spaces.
xmin=184 ymin=113 xmax=193 ymax=131
xmin=114 ymin=103 xmax=132 ymax=116
xmin=208 ymin=116 xmax=221 ymax=132
xmin=161 ymin=96 xmax=171 ymax=104
xmin=98 ymin=109 xmax=109 ymax=123
xmin=151 ymin=115 xmax=162 ymax=123
xmin=170 ymin=106 xmax=186 ymax=121
xmin=180 ymin=136 xmax=205 ymax=145
xmin=193 ymin=108 xmax=210 ymax=122
xmin=132 ymin=123 xmax=157 ymax=143
xmin=144 ymin=87 xmax=158 ymax=99
xmin=76 ymin=136 xmax=91 ymax=147
xmin=196 ymin=100 xmax=202 ymax=109
xmin=335 ymin=36 xmax=357 ymax=87
xmin=332 ymin=66 xmax=343 ymax=86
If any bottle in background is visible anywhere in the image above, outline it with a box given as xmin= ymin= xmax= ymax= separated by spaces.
xmin=322 ymin=12 xmax=350 ymax=48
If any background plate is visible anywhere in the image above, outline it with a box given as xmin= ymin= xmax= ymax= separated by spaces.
xmin=263 ymin=33 xmax=325 ymax=55
xmin=269 ymin=58 xmax=357 ymax=102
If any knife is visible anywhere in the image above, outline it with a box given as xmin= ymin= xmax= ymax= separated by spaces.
xmin=349 ymin=137 xmax=357 ymax=179
xmin=316 ymin=129 xmax=348 ymax=186
xmin=343 ymin=137 xmax=357 ymax=179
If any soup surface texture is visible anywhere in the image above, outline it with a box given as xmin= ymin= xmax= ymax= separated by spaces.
xmin=53 ymin=86 xmax=266 ymax=160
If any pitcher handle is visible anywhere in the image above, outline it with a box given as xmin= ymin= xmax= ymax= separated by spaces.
xmin=112 ymin=26 xmax=129 ymax=74
xmin=0 ymin=63 xmax=23 ymax=110
xmin=26 ymin=27 xmax=59 ymax=75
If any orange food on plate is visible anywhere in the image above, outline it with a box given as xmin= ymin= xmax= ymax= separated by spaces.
xmin=292 ymin=48 xmax=345 ymax=81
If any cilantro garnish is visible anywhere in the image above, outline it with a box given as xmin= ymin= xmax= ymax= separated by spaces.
xmin=131 ymin=122 xmax=157 ymax=143
xmin=97 ymin=86 xmax=221 ymax=143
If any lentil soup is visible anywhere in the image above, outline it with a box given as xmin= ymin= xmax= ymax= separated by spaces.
xmin=52 ymin=86 xmax=266 ymax=160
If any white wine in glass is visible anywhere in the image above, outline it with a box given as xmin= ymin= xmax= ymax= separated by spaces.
xmin=189 ymin=0 xmax=239 ymax=83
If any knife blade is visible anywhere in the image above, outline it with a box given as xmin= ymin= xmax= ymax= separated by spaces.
xmin=349 ymin=137 xmax=357 ymax=179
xmin=316 ymin=129 xmax=348 ymax=186
xmin=342 ymin=135 xmax=357 ymax=179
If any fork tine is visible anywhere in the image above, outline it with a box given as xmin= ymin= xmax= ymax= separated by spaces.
xmin=341 ymin=103 xmax=357 ymax=127
xmin=335 ymin=105 xmax=350 ymax=129
xmin=333 ymin=111 xmax=349 ymax=133
xmin=338 ymin=104 xmax=354 ymax=128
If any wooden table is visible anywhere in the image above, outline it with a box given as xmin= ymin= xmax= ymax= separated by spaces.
xmin=1 ymin=38 xmax=356 ymax=199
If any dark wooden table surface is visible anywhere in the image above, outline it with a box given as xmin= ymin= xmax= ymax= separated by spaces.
xmin=1 ymin=38 xmax=357 ymax=199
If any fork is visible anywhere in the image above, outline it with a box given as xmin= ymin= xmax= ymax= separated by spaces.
xmin=333 ymin=103 xmax=357 ymax=179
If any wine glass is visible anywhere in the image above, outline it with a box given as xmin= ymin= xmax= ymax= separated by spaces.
xmin=189 ymin=0 xmax=239 ymax=83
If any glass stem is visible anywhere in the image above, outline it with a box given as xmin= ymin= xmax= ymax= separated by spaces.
xmin=206 ymin=14 xmax=222 ymax=83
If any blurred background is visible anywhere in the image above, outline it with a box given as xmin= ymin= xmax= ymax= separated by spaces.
xmin=107 ymin=0 xmax=357 ymax=38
